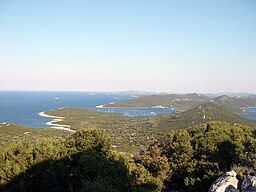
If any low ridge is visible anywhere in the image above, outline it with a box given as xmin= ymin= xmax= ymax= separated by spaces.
xmin=155 ymin=102 xmax=256 ymax=133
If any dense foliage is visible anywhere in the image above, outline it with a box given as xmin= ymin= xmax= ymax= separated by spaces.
xmin=103 ymin=93 xmax=209 ymax=110
xmin=136 ymin=121 xmax=256 ymax=191
xmin=45 ymin=107 xmax=159 ymax=152
xmin=0 ymin=123 xmax=71 ymax=153
xmin=156 ymin=102 xmax=256 ymax=132
xmin=44 ymin=103 xmax=256 ymax=153
xmin=104 ymin=93 xmax=256 ymax=113
xmin=0 ymin=121 xmax=255 ymax=192
xmin=0 ymin=129 xmax=162 ymax=192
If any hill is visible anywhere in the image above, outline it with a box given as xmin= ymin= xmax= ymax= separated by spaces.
xmin=103 ymin=93 xmax=256 ymax=114
xmin=0 ymin=129 xmax=162 ymax=192
xmin=211 ymin=95 xmax=256 ymax=113
xmin=0 ymin=122 xmax=71 ymax=152
xmin=113 ymin=90 xmax=158 ymax=96
xmin=1 ymin=121 xmax=255 ymax=192
xmin=43 ymin=103 xmax=256 ymax=151
xmin=154 ymin=102 xmax=256 ymax=134
xmin=1 ymin=120 xmax=255 ymax=192
xmin=44 ymin=107 xmax=159 ymax=151
xmin=136 ymin=121 xmax=256 ymax=191
xmin=104 ymin=93 xmax=210 ymax=110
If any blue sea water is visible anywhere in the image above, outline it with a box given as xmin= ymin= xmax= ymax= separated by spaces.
xmin=0 ymin=91 xmax=174 ymax=128
xmin=1 ymin=91 xmax=255 ymax=128
xmin=0 ymin=91 xmax=130 ymax=128
xmin=97 ymin=107 xmax=175 ymax=117
xmin=240 ymin=114 xmax=256 ymax=120
xmin=240 ymin=107 xmax=256 ymax=120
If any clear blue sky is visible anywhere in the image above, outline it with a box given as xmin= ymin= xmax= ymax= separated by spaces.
xmin=0 ymin=0 xmax=255 ymax=93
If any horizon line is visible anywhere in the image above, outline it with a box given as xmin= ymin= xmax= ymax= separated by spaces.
xmin=0 ymin=89 xmax=255 ymax=95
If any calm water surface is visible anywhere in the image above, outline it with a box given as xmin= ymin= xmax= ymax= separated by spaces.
xmin=1 ymin=91 xmax=255 ymax=128
xmin=0 ymin=91 xmax=175 ymax=128
xmin=240 ymin=107 xmax=256 ymax=120
xmin=0 ymin=91 xmax=131 ymax=127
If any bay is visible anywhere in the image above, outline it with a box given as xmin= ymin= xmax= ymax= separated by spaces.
xmin=97 ymin=107 xmax=175 ymax=117
xmin=0 ymin=91 xmax=131 ymax=128
xmin=0 ymin=91 xmax=175 ymax=128
xmin=1 ymin=91 xmax=255 ymax=128
xmin=240 ymin=107 xmax=256 ymax=120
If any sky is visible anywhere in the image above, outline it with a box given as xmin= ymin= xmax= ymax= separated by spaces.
xmin=0 ymin=0 xmax=256 ymax=93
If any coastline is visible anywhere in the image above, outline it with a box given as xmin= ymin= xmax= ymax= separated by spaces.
xmin=96 ymin=105 xmax=174 ymax=109
xmin=38 ymin=111 xmax=76 ymax=132
xmin=240 ymin=106 xmax=256 ymax=114
xmin=241 ymin=106 xmax=256 ymax=109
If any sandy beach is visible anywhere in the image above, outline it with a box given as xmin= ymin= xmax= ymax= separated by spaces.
xmin=38 ymin=111 xmax=76 ymax=132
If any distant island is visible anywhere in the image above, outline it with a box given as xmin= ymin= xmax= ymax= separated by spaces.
xmin=103 ymin=93 xmax=256 ymax=114
xmin=1 ymin=92 xmax=256 ymax=192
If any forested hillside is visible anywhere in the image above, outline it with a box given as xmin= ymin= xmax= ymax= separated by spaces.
xmin=40 ymin=103 xmax=256 ymax=152
xmin=103 ymin=93 xmax=256 ymax=113
xmin=0 ymin=122 xmax=255 ymax=192
xmin=0 ymin=129 xmax=162 ymax=192
xmin=212 ymin=95 xmax=256 ymax=113
xmin=0 ymin=123 xmax=71 ymax=153
xmin=104 ymin=93 xmax=210 ymax=110
xmin=135 ymin=121 xmax=256 ymax=191
xmin=155 ymin=102 xmax=256 ymax=134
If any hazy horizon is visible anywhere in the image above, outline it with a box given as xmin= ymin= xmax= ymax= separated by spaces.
xmin=1 ymin=1 xmax=255 ymax=93
xmin=0 ymin=89 xmax=255 ymax=96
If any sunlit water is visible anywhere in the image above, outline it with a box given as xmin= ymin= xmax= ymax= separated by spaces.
xmin=240 ymin=107 xmax=256 ymax=120
xmin=0 ymin=91 xmax=174 ymax=128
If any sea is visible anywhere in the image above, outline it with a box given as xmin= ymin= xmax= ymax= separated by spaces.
xmin=0 ymin=91 xmax=255 ymax=128
xmin=240 ymin=107 xmax=256 ymax=120
xmin=0 ymin=91 xmax=175 ymax=128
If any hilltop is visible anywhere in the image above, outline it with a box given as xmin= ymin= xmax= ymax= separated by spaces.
xmin=104 ymin=93 xmax=210 ymax=110
xmin=103 ymin=93 xmax=256 ymax=113
xmin=154 ymin=102 xmax=256 ymax=135
xmin=211 ymin=95 xmax=256 ymax=113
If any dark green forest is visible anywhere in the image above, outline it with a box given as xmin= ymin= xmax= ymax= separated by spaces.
xmin=1 ymin=121 xmax=255 ymax=192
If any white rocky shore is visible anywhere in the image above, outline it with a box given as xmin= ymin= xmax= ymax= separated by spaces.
xmin=38 ymin=111 xmax=75 ymax=132
xmin=209 ymin=170 xmax=256 ymax=192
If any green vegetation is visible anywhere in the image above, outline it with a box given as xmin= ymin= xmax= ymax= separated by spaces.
xmin=0 ymin=123 xmax=71 ymax=153
xmin=43 ymin=103 xmax=256 ymax=152
xmin=0 ymin=122 xmax=255 ymax=192
xmin=104 ymin=93 xmax=210 ymax=110
xmin=45 ymin=107 xmax=158 ymax=152
xmin=212 ymin=95 xmax=256 ymax=113
xmin=136 ymin=121 xmax=256 ymax=191
xmin=155 ymin=102 xmax=256 ymax=135
xmin=104 ymin=93 xmax=256 ymax=113
xmin=2 ymin=102 xmax=254 ymax=154
xmin=1 ymin=96 xmax=256 ymax=191
xmin=0 ymin=129 xmax=162 ymax=192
